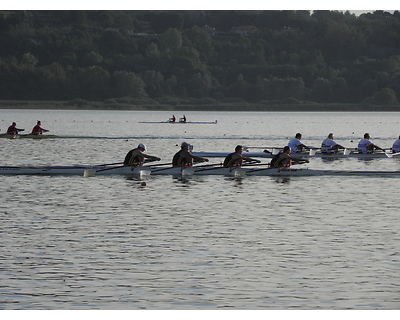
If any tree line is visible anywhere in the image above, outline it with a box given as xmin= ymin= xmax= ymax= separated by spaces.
xmin=0 ymin=10 xmax=399 ymax=109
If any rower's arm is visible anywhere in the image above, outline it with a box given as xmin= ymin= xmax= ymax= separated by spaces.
xmin=291 ymin=156 xmax=309 ymax=163
xmin=144 ymin=155 xmax=161 ymax=161
xmin=244 ymin=157 xmax=261 ymax=163
xmin=194 ymin=156 xmax=209 ymax=162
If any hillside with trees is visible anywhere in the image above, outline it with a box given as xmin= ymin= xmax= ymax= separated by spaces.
xmin=0 ymin=10 xmax=399 ymax=111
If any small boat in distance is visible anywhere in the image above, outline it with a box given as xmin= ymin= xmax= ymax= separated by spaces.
xmin=139 ymin=120 xmax=217 ymax=124
xmin=0 ymin=133 xmax=60 ymax=139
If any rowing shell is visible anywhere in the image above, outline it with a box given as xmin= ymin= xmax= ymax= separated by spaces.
xmin=192 ymin=150 xmax=400 ymax=159
xmin=0 ymin=133 xmax=60 ymax=139
xmin=2 ymin=165 xmax=400 ymax=177
xmin=138 ymin=120 xmax=217 ymax=124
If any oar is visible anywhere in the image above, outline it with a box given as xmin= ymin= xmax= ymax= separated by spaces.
xmin=177 ymin=162 xmax=223 ymax=175
xmin=96 ymin=162 xmax=123 ymax=166
xmin=242 ymin=162 xmax=268 ymax=167
xmin=194 ymin=162 xmax=222 ymax=168
xmin=244 ymin=146 xmax=283 ymax=149
xmin=192 ymin=165 xmax=226 ymax=173
xmin=144 ymin=162 xmax=171 ymax=167
xmin=95 ymin=165 xmax=128 ymax=173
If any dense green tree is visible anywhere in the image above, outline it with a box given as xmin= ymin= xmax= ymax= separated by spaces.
xmin=0 ymin=10 xmax=399 ymax=106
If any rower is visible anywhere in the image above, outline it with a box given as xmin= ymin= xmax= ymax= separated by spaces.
xmin=270 ymin=146 xmax=309 ymax=167
xmin=172 ymin=141 xmax=208 ymax=166
xmin=321 ymin=133 xmax=345 ymax=153
xmin=179 ymin=115 xmax=187 ymax=123
xmin=6 ymin=122 xmax=24 ymax=135
xmin=123 ymin=143 xmax=161 ymax=166
xmin=223 ymin=145 xmax=261 ymax=168
xmin=392 ymin=135 xmax=400 ymax=153
xmin=31 ymin=120 xmax=49 ymax=135
xmin=288 ymin=133 xmax=311 ymax=152
xmin=169 ymin=115 xmax=176 ymax=123
xmin=357 ymin=133 xmax=384 ymax=153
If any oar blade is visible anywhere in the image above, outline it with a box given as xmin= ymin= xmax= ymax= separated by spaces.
xmin=232 ymin=169 xmax=246 ymax=177
xmin=182 ymin=167 xmax=196 ymax=176
xmin=83 ymin=169 xmax=96 ymax=178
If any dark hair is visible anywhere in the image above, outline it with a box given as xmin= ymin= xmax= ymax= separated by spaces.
xmin=364 ymin=133 xmax=370 ymax=138
xmin=295 ymin=133 xmax=302 ymax=139
xmin=235 ymin=145 xmax=243 ymax=152
xmin=283 ymin=146 xmax=291 ymax=152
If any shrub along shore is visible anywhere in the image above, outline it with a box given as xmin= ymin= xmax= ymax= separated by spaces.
xmin=0 ymin=99 xmax=399 ymax=112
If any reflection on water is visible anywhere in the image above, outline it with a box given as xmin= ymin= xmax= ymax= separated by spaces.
xmin=1 ymin=110 xmax=400 ymax=310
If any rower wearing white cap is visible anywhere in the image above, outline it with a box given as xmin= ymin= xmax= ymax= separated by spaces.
xmin=172 ymin=141 xmax=208 ymax=166
xmin=123 ymin=143 xmax=161 ymax=166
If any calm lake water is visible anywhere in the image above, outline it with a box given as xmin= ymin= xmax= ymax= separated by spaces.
xmin=1 ymin=109 xmax=400 ymax=310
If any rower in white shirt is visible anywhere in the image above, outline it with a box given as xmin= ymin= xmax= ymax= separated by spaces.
xmin=321 ymin=133 xmax=345 ymax=153
xmin=392 ymin=135 xmax=400 ymax=153
xmin=288 ymin=133 xmax=311 ymax=152
xmin=357 ymin=133 xmax=384 ymax=153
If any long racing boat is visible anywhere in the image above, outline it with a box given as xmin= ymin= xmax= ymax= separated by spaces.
xmin=2 ymin=164 xmax=400 ymax=177
xmin=192 ymin=149 xmax=400 ymax=159
xmin=0 ymin=133 xmax=60 ymax=139
xmin=139 ymin=120 xmax=217 ymax=124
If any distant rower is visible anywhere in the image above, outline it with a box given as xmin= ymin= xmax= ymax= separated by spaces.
xmin=7 ymin=122 xmax=24 ymax=135
xmin=31 ymin=121 xmax=49 ymax=135
xmin=179 ymin=115 xmax=187 ymax=123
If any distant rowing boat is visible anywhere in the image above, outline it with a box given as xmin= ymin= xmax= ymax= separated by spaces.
xmin=1 ymin=164 xmax=400 ymax=177
xmin=0 ymin=133 xmax=60 ymax=139
xmin=138 ymin=120 xmax=217 ymax=124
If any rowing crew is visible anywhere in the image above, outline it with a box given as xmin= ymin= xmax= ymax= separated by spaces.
xmin=124 ymin=142 xmax=207 ymax=167
xmin=168 ymin=115 xmax=187 ymax=123
xmin=4 ymin=120 xmax=49 ymax=135
xmin=123 ymin=142 xmax=309 ymax=169
xmin=289 ymin=132 xmax=400 ymax=154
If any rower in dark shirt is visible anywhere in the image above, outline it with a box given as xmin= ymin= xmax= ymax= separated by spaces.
xmin=7 ymin=122 xmax=24 ymax=135
xmin=31 ymin=121 xmax=49 ymax=135
xmin=223 ymin=145 xmax=260 ymax=167
xmin=124 ymin=143 xmax=160 ymax=166
xmin=172 ymin=142 xmax=208 ymax=166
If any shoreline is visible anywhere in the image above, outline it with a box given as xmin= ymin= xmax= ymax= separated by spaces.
xmin=1 ymin=100 xmax=400 ymax=112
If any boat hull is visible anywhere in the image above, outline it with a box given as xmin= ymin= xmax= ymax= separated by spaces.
xmin=139 ymin=121 xmax=217 ymax=124
xmin=0 ymin=133 xmax=60 ymax=139
xmin=1 ymin=165 xmax=400 ymax=177
xmin=193 ymin=151 xmax=400 ymax=159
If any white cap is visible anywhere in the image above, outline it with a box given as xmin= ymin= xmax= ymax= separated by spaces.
xmin=138 ymin=143 xmax=146 ymax=150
